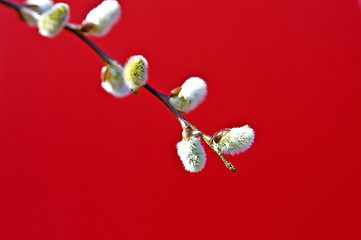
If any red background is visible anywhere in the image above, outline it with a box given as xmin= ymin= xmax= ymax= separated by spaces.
xmin=1 ymin=0 xmax=361 ymax=239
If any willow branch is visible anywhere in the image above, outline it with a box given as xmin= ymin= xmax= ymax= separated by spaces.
xmin=0 ymin=0 xmax=20 ymax=10
xmin=65 ymin=24 xmax=113 ymax=64
xmin=143 ymin=84 xmax=237 ymax=172
xmin=0 ymin=0 xmax=237 ymax=172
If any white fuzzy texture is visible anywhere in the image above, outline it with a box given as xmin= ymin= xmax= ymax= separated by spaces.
xmin=101 ymin=65 xmax=130 ymax=98
xmin=177 ymin=136 xmax=206 ymax=173
xmin=25 ymin=0 xmax=53 ymax=13
xmin=38 ymin=3 xmax=69 ymax=38
xmin=85 ymin=0 xmax=120 ymax=36
xmin=169 ymin=77 xmax=207 ymax=113
xmin=214 ymin=125 xmax=255 ymax=155
xmin=123 ymin=55 xmax=148 ymax=90
xmin=22 ymin=0 xmax=53 ymax=26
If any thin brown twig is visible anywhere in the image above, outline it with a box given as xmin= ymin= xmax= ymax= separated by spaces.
xmin=0 ymin=0 xmax=20 ymax=10
xmin=0 ymin=0 xmax=237 ymax=172
xmin=143 ymin=83 xmax=237 ymax=172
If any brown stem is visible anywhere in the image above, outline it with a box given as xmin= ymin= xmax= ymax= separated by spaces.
xmin=143 ymin=84 xmax=198 ymax=130
xmin=64 ymin=24 xmax=123 ymax=70
xmin=0 ymin=0 xmax=21 ymax=10
xmin=65 ymin=25 xmax=111 ymax=64
xmin=0 ymin=0 xmax=120 ymax=67
xmin=0 ymin=0 xmax=237 ymax=173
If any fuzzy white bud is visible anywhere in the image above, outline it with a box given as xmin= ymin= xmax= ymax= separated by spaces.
xmin=123 ymin=55 xmax=148 ymax=92
xmin=177 ymin=136 xmax=206 ymax=173
xmin=213 ymin=125 xmax=255 ymax=155
xmin=25 ymin=0 xmax=53 ymax=13
xmin=37 ymin=3 xmax=69 ymax=38
xmin=169 ymin=77 xmax=207 ymax=113
xmin=101 ymin=64 xmax=130 ymax=98
xmin=83 ymin=0 xmax=120 ymax=37
xmin=21 ymin=0 xmax=53 ymax=26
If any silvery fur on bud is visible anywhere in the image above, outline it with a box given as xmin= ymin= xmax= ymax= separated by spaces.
xmin=83 ymin=0 xmax=120 ymax=36
xmin=37 ymin=3 xmax=69 ymax=37
xmin=123 ymin=55 xmax=148 ymax=91
xmin=177 ymin=136 xmax=206 ymax=172
xmin=213 ymin=125 xmax=255 ymax=155
xmin=101 ymin=64 xmax=130 ymax=98
xmin=169 ymin=77 xmax=207 ymax=113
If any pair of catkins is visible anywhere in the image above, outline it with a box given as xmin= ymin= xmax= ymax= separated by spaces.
xmin=19 ymin=0 xmax=255 ymax=173
xmin=21 ymin=0 xmax=119 ymax=37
